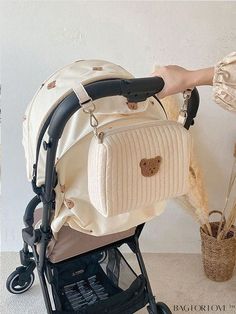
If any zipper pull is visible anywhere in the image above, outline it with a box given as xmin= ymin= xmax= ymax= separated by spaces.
xmin=97 ymin=132 xmax=104 ymax=144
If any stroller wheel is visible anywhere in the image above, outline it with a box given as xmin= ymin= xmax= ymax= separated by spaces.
xmin=6 ymin=266 xmax=35 ymax=294
xmin=148 ymin=302 xmax=172 ymax=314
xmin=156 ymin=302 xmax=172 ymax=314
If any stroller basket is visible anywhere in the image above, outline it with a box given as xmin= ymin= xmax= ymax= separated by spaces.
xmin=52 ymin=247 xmax=148 ymax=314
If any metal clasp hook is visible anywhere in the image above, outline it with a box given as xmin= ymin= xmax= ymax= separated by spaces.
xmin=82 ymin=101 xmax=101 ymax=139
xmin=178 ymin=89 xmax=192 ymax=125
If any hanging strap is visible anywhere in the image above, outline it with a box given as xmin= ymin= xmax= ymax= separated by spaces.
xmin=153 ymin=95 xmax=168 ymax=119
xmin=73 ymin=83 xmax=94 ymax=110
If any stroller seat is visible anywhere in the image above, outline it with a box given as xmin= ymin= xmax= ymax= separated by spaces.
xmin=34 ymin=208 xmax=136 ymax=263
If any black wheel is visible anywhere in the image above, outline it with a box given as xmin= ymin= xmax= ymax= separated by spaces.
xmin=6 ymin=266 xmax=35 ymax=294
xmin=156 ymin=302 xmax=172 ymax=314
xmin=148 ymin=302 xmax=172 ymax=314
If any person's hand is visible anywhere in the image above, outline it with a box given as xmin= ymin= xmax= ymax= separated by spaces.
xmin=151 ymin=65 xmax=194 ymax=99
xmin=151 ymin=65 xmax=214 ymax=99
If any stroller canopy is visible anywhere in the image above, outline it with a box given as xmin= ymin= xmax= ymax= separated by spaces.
xmin=23 ymin=60 xmax=173 ymax=236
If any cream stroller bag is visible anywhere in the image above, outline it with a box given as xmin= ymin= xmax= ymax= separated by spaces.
xmin=88 ymin=120 xmax=191 ymax=217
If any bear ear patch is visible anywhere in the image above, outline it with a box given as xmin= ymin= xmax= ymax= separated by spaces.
xmin=65 ymin=199 xmax=74 ymax=209
xmin=155 ymin=156 xmax=162 ymax=163
xmin=140 ymin=159 xmax=147 ymax=167
xmin=139 ymin=156 xmax=162 ymax=177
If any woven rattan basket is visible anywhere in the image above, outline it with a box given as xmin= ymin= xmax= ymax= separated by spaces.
xmin=200 ymin=211 xmax=236 ymax=282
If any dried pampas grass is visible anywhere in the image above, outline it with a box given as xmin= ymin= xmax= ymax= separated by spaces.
xmin=218 ymin=201 xmax=236 ymax=240
xmin=161 ymin=94 xmax=235 ymax=240
xmin=217 ymin=144 xmax=236 ymax=240
xmin=176 ymin=151 xmax=211 ymax=235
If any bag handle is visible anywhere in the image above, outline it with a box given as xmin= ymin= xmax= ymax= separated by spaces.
xmin=208 ymin=210 xmax=226 ymax=224
xmin=153 ymin=95 xmax=168 ymax=119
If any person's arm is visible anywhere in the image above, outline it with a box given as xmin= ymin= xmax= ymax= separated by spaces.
xmin=151 ymin=65 xmax=214 ymax=99
xmin=190 ymin=67 xmax=214 ymax=87
xmin=152 ymin=52 xmax=236 ymax=112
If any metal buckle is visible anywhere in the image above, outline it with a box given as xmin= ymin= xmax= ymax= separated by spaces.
xmin=178 ymin=89 xmax=192 ymax=125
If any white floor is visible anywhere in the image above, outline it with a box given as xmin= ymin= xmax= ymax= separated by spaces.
xmin=1 ymin=252 xmax=236 ymax=314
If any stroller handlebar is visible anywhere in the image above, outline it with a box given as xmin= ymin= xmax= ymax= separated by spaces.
xmin=48 ymin=77 xmax=165 ymax=139
xmin=47 ymin=77 xmax=199 ymax=141
xmin=87 ymin=77 xmax=165 ymax=102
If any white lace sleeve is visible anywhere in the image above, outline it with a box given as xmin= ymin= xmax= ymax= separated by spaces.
xmin=213 ymin=52 xmax=236 ymax=112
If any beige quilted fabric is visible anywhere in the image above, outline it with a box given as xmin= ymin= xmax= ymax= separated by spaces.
xmin=88 ymin=120 xmax=191 ymax=217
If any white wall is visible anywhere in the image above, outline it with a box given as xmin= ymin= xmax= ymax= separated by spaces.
xmin=1 ymin=1 xmax=236 ymax=252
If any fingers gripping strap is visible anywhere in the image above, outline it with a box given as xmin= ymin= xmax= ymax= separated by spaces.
xmin=73 ymin=83 xmax=93 ymax=110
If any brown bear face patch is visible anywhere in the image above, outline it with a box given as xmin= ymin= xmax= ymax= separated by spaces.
xmin=127 ymin=102 xmax=138 ymax=110
xmin=47 ymin=80 xmax=56 ymax=90
xmin=65 ymin=199 xmax=74 ymax=209
xmin=60 ymin=184 xmax=66 ymax=193
xmin=139 ymin=156 xmax=162 ymax=177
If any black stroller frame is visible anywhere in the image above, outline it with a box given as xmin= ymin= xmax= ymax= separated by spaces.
xmin=7 ymin=77 xmax=199 ymax=314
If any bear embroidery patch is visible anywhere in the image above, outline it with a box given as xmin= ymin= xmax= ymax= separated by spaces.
xmin=127 ymin=102 xmax=138 ymax=110
xmin=189 ymin=166 xmax=196 ymax=179
xmin=92 ymin=66 xmax=103 ymax=71
xmin=60 ymin=184 xmax=66 ymax=193
xmin=47 ymin=80 xmax=56 ymax=90
xmin=140 ymin=156 xmax=162 ymax=177
xmin=65 ymin=199 xmax=74 ymax=209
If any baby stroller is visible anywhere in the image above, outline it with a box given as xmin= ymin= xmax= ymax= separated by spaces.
xmin=6 ymin=60 xmax=199 ymax=314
